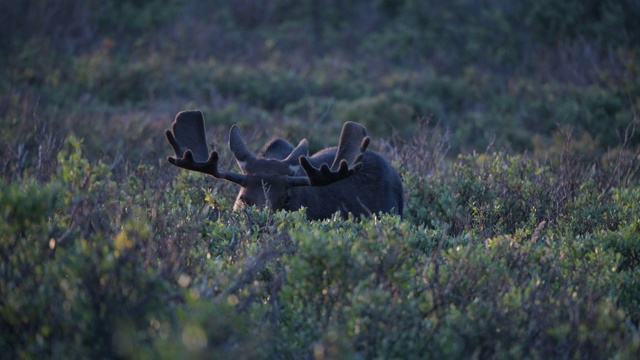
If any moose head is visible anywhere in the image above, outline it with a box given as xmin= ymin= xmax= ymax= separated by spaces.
xmin=165 ymin=110 xmax=403 ymax=220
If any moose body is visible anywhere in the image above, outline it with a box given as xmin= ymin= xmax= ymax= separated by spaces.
xmin=253 ymin=141 xmax=403 ymax=219
xmin=165 ymin=110 xmax=403 ymax=220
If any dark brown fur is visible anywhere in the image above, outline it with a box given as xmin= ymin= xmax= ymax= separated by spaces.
xmin=166 ymin=110 xmax=403 ymax=220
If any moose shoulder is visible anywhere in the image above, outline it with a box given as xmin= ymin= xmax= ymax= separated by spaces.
xmin=165 ymin=110 xmax=403 ymax=220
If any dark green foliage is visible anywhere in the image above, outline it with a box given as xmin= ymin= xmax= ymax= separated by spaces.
xmin=523 ymin=0 xmax=640 ymax=46
xmin=2 ymin=1 xmax=640 ymax=358
xmin=3 ymin=0 xmax=639 ymax=151
xmin=2 ymin=123 xmax=640 ymax=358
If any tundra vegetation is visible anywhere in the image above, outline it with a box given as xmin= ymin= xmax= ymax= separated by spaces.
xmin=1 ymin=1 xmax=640 ymax=358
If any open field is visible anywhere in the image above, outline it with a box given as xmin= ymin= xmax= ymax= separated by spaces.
xmin=2 ymin=1 xmax=640 ymax=358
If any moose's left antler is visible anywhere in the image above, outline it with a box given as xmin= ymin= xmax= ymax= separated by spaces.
xmin=294 ymin=121 xmax=370 ymax=187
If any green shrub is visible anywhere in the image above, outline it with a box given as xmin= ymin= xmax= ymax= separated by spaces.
xmin=0 ymin=179 xmax=61 ymax=357
xmin=332 ymin=92 xmax=416 ymax=137
xmin=2 ymin=1 xmax=640 ymax=357
xmin=405 ymin=152 xmax=557 ymax=238
xmin=3 ymin=132 xmax=640 ymax=358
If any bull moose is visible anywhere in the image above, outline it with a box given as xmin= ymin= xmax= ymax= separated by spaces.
xmin=165 ymin=110 xmax=403 ymax=220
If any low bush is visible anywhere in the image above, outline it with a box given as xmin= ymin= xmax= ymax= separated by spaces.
xmin=2 ymin=1 xmax=640 ymax=357
xmin=2 ymin=127 xmax=639 ymax=358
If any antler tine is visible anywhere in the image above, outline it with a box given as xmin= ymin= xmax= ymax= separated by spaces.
xmin=165 ymin=111 xmax=246 ymax=186
xmin=289 ymin=122 xmax=369 ymax=187
xmin=166 ymin=149 xmax=246 ymax=186
xmin=331 ymin=121 xmax=370 ymax=170
xmin=166 ymin=110 xmax=210 ymax=162
xmin=295 ymin=156 xmax=364 ymax=187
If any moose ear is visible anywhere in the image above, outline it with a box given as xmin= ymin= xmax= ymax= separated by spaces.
xmin=228 ymin=125 xmax=256 ymax=169
xmin=284 ymin=138 xmax=309 ymax=173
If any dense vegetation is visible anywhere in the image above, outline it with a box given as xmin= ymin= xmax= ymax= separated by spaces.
xmin=2 ymin=1 xmax=640 ymax=358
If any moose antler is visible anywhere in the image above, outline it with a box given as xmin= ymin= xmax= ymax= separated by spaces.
xmin=165 ymin=110 xmax=246 ymax=186
xmin=294 ymin=121 xmax=370 ymax=187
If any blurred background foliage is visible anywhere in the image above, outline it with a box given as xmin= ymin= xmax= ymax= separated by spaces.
xmin=2 ymin=0 xmax=640 ymax=358
xmin=1 ymin=0 xmax=639 ymax=153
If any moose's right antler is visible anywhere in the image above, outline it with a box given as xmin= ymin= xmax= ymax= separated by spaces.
xmin=165 ymin=110 xmax=247 ymax=186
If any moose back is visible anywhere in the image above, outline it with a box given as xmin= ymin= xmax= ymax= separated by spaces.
xmin=165 ymin=110 xmax=403 ymax=220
